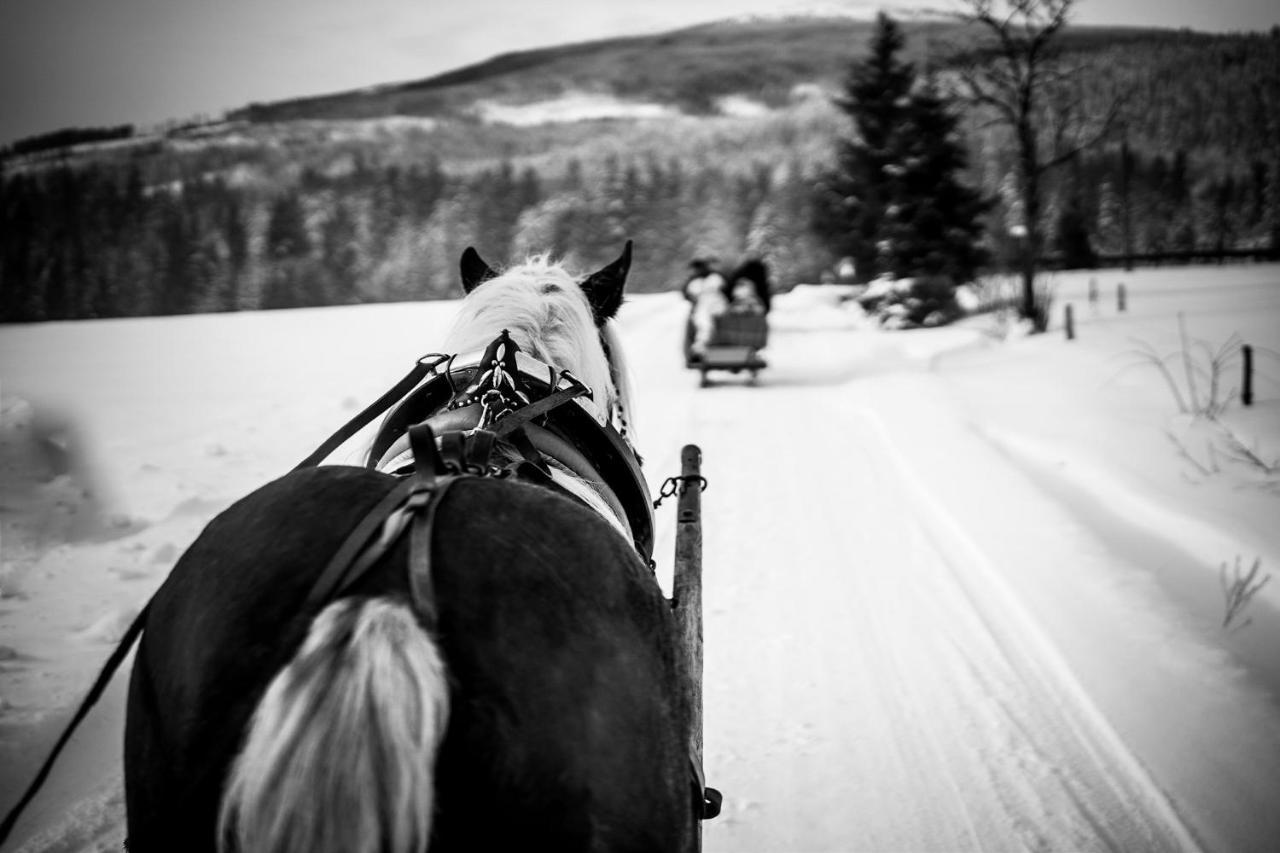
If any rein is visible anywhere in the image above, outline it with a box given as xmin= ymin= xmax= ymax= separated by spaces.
xmin=293 ymin=353 xmax=451 ymax=471
xmin=0 ymin=609 xmax=150 ymax=843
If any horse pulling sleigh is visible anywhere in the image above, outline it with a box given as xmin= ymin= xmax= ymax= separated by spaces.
xmin=1 ymin=242 xmax=720 ymax=853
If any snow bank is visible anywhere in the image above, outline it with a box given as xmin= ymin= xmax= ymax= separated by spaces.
xmin=3 ymin=265 xmax=1280 ymax=851
xmin=473 ymin=92 xmax=679 ymax=125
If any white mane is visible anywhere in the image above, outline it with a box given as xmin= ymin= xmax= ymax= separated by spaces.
xmin=432 ymin=253 xmax=640 ymax=537
xmin=442 ymin=254 xmax=628 ymax=425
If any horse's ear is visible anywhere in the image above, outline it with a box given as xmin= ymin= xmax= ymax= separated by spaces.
xmin=580 ymin=240 xmax=632 ymax=325
xmin=460 ymin=247 xmax=497 ymax=294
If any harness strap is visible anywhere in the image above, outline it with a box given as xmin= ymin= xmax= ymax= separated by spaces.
xmin=491 ymin=383 xmax=590 ymax=439
xmin=463 ymin=429 xmax=498 ymax=473
xmin=304 ymin=478 xmax=421 ymax=609
xmin=294 ymin=355 xmax=449 ymax=471
xmin=406 ymin=481 xmax=448 ymax=625
xmin=507 ymin=428 xmax=549 ymax=474
xmin=307 ymin=424 xmax=457 ymax=610
xmin=410 ymin=421 xmax=446 ymax=478
xmin=0 ymin=606 xmax=150 ymax=845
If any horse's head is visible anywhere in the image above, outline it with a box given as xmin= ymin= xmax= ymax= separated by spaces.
xmin=443 ymin=242 xmax=637 ymax=435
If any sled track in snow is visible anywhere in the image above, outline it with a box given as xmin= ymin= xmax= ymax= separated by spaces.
xmin=854 ymin=405 xmax=1203 ymax=853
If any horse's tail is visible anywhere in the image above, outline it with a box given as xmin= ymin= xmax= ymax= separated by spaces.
xmin=217 ymin=597 xmax=449 ymax=853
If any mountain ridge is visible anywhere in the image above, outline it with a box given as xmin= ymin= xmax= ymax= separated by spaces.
xmin=225 ymin=16 xmax=1180 ymax=125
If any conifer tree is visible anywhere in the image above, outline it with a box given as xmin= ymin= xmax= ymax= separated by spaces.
xmin=816 ymin=12 xmax=915 ymax=279
xmin=262 ymin=191 xmax=311 ymax=308
xmin=882 ymin=77 xmax=991 ymax=281
xmin=817 ymin=12 xmax=989 ymax=283
xmin=1052 ymin=195 xmax=1096 ymax=268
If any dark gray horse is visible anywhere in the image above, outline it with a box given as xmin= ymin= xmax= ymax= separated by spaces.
xmin=124 ymin=244 xmax=699 ymax=853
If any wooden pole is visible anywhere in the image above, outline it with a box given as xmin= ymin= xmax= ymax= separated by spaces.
xmin=1242 ymin=344 xmax=1254 ymax=406
xmin=1064 ymin=304 xmax=1075 ymax=340
xmin=1088 ymin=277 xmax=1098 ymax=304
xmin=1117 ymin=283 xmax=1127 ymax=312
xmin=672 ymin=444 xmax=706 ymax=838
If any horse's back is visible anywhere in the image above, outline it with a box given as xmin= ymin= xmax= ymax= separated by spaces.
xmin=126 ymin=465 xmax=692 ymax=852
xmin=125 ymin=466 xmax=402 ymax=849
xmin=431 ymin=476 xmax=691 ymax=851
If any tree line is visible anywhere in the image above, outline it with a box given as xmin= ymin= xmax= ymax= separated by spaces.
xmin=4 ymin=131 xmax=1276 ymax=324
xmin=3 ymin=125 xmax=136 ymax=159
xmin=0 ymin=153 xmax=827 ymax=322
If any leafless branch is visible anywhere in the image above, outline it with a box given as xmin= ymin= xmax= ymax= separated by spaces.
xmin=1218 ymin=425 xmax=1280 ymax=475
xmin=1221 ymin=556 xmax=1271 ymax=631
xmin=1165 ymin=429 xmax=1216 ymax=478
xmin=1120 ymin=339 xmax=1189 ymax=413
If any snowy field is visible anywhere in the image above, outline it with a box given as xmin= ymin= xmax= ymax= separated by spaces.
xmin=1 ymin=263 xmax=1279 ymax=852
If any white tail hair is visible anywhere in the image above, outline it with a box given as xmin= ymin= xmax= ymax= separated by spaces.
xmin=218 ymin=597 xmax=449 ymax=853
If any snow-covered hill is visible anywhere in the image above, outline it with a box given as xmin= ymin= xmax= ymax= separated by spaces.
xmin=2 ymin=264 xmax=1279 ymax=851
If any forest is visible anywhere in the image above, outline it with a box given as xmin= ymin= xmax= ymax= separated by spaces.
xmin=1 ymin=21 xmax=1277 ymax=322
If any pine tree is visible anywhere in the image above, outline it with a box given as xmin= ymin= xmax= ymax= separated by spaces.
xmin=222 ymin=196 xmax=248 ymax=310
xmin=1052 ymin=195 xmax=1096 ymax=268
xmin=321 ymin=200 xmax=360 ymax=304
xmin=815 ymin=12 xmax=915 ymax=279
xmin=157 ymin=198 xmax=193 ymax=315
xmin=1094 ymin=180 xmax=1123 ymax=255
xmin=884 ymin=77 xmax=991 ymax=281
xmin=816 ymin=13 xmax=989 ymax=283
xmin=262 ymin=191 xmax=311 ymax=308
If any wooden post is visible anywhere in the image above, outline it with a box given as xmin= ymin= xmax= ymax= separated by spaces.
xmin=1088 ymin=277 xmax=1098 ymax=304
xmin=672 ymin=444 xmax=706 ymax=836
xmin=1117 ymin=283 xmax=1127 ymax=312
xmin=1064 ymin=304 xmax=1075 ymax=340
xmin=1242 ymin=344 xmax=1254 ymax=406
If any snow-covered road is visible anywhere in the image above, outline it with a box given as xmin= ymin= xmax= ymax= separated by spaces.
xmin=621 ymin=299 xmax=1201 ymax=852
xmin=4 ymin=271 xmax=1280 ymax=851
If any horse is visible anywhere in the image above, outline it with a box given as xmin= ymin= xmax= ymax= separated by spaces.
xmin=122 ymin=242 xmax=701 ymax=853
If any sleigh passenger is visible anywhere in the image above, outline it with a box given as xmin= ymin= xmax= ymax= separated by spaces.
xmin=683 ymin=258 xmax=729 ymax=361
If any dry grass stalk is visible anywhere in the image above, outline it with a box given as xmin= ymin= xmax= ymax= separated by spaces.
xmin=1220 ymin=556 xmax=1271 ymax=631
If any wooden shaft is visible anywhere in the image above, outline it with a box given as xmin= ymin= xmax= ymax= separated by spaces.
xmin=671 ymin=444 xmax=704 ymax=831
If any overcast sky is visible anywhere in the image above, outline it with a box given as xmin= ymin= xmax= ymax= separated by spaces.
xmin=2 ymin=0 xmax=1277 ymax=145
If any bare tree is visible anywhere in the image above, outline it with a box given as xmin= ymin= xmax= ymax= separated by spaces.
xmin=947 ymin=0 xmax=1124 ymax=329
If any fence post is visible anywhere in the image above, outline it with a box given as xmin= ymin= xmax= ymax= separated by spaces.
xmin=1242 ymin=344 xmax=1254 ymax=406
xmin=1088 ymin=277 xmax=1098 ymax=304
xmin=1064 ymin=304 xmax=1075 ymax=340
xmin=1117 ymin=283 xmax=1127 ymax=312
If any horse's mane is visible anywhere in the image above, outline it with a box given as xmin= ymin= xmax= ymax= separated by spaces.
xmin=434 ymin=253 xmax=640 ymax=537
xmin=442 ymin=254 xmax=620 ymax=418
